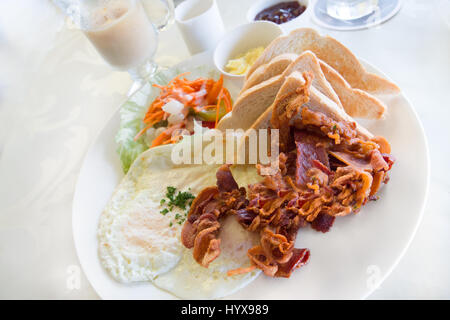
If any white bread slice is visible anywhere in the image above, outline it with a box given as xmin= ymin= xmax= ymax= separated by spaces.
xmin=241 ymin=52 xmax=388 ymax=119
xmin=319 ymin=60 xmax=387 ymax=119
xmin=237 ymin=72 xmax=374 ymax=164
xmin=246 ymin=28 xmax=400 ymax=95
xmin=216 ymin=112 xmax=235 ymax=130
xmin=217 ymin=51 xmax=342 ymax=132
xmin=217 ymin=74 xmax=284 ymax=132
xmin=281 ymin=51 xmax=342 ymax=108
xmin=243 ymin=51 xmax=342 ymax=108
xmin=241 ymin=53 xmax=297 ymax=93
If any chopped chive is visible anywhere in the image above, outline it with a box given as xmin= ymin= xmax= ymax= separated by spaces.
xmin=159 ymin=186 xmax=196 ymax=223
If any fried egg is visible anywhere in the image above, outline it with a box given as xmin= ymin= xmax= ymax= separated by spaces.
xmin=98 ymin=144 xmax=219 ymax=282
xmin=98 ymin=139 xmax=262 ymax=298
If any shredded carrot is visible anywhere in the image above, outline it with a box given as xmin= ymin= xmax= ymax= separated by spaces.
xmin=152 ymin=84 xmax=165 ymax=90
xmin=206 ymin=74 xmax=223 ymax=104
xmin=134 ymin=73 xmax=233 ymax=142
xmin=227 ymin=265 xmax=256 ymax=276
xmin=150 ymin=130 xmax=171 ymax=147
xmin=215 ymin=88 xmax=223 ymax=127
xmin=223 ymin=90 xmax=232 ymax=112
xmin=134 ymin=124 xmax=151 ymax=141
xmin=150 ymin=123 xmax=183 ymax=148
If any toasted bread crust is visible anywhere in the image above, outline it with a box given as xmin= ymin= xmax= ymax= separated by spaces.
xmin=220 ymin=51 xmax=344 ymax=131
xmin=241 ymin=53 xmax=298 ymax=93
xmin=319 ymin=60 xmax=387 ymax=119
xmin=246 ymin=28 xmax=400 ymax=95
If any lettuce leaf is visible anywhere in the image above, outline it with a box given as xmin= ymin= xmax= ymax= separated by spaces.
xmin=115 ymin=101 xmax=148 ymax=173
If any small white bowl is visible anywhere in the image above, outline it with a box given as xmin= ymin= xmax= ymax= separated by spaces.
xmin=213 ymin=21 xmax=283 ymax=83
xmin=246 ymin=0 xmax=310 ymax=31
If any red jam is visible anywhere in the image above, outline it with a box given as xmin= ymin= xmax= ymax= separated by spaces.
xmin=254 ymin=1 xmax=306 ymax=25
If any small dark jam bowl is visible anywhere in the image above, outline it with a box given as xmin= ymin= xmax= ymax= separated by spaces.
xmin=247 ymin=0 xmax=310 ymax=30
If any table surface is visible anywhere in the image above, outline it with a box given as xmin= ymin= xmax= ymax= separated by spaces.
xmin=0 ymin=0 xmax=449 ymax=299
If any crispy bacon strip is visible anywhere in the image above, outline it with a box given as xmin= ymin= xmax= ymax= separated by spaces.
xmin=299 ymin=107 xmax=358 ymax=143
xmin=275 ymin=248 xmax=310 ymax=278
xmin=182 ymin=103 xmax=395 ymax=279
xmin=311 ymin=212 xmax=335 ymax=233
xmin=193 ymin=226 xmax=221 ymax=267
xmin=247 ymin=245 xmax=278 ymax=277
xmin=294 ymin=130 xmax=330 ymax=186
xmin=181 ymin=186 xmax=219 ymax=249
xmin=271 ymin=72 xmax=312 ymax=152
xmin=181 ymin=165 xmax=247 ymax=267
xmin=216 ymin=164 xmax=239 ymax=192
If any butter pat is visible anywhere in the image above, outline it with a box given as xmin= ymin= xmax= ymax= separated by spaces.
xmin=225 ymin=46 xmax=265 ymax=75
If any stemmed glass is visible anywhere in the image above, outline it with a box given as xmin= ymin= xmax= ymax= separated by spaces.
xmin=54 ymin=0 xmax=174 ymax=85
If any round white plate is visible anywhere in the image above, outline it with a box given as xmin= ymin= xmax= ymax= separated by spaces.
xmin=72 ymin=50 xmax=429 ymax=300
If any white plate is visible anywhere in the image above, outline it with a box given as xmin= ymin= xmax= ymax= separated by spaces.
xmin=72 ymin=50 xmax=429 ymax=300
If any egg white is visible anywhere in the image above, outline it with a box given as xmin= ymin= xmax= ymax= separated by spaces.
xmin=98 ymin=138 xmax=262 ymax=297
xmin=98 ymin=144 xmax=220 ymax=282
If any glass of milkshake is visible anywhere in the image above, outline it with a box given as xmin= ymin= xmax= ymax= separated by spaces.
xmin=56 ymin=0 xmax=174 ymax=84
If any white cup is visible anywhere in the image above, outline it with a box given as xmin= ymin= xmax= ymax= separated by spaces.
xmin=175 ymin=0 xmax=225 ymax=55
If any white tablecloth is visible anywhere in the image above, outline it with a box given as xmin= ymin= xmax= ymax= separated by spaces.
xmin=0 ymin=0 xmax=449 ymax=299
